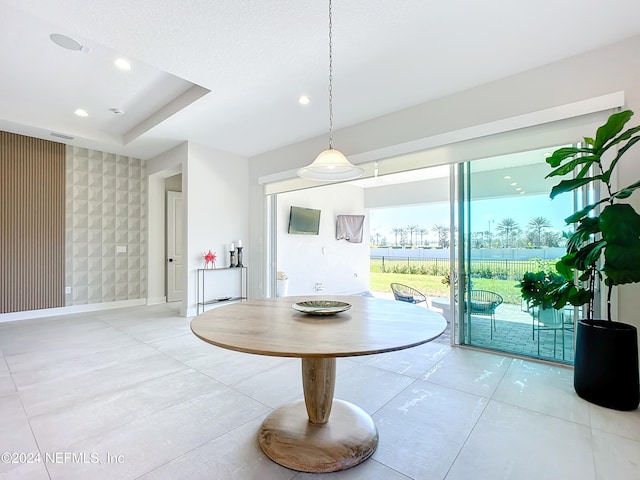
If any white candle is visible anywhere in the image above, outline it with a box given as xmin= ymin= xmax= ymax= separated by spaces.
xmin=237 ymin=240 xmax=242 ymax=248
xmin=230 ymin=242 xmax=235 ymax=251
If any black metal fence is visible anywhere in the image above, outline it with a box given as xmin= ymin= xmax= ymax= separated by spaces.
xmin=370 ymin=256 xmax=557 ymax=281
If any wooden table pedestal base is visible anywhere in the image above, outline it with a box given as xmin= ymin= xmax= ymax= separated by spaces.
xmin=258 ymin=399 xmax=378 ymax=473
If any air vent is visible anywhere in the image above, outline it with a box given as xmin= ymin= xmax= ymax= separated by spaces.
xmin=50 ymin=132 xmax=74 ymax=140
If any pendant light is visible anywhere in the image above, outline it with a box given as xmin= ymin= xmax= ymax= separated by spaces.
xmin=298 ymin=0 xmax=364 ymax=181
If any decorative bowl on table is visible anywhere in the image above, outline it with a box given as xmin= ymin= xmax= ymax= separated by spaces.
xmin=292 ymin=300 xmax=352 ymax=316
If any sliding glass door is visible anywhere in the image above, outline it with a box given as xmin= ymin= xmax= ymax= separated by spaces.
xmin=454 ymin=147 xmax=586 ymax=364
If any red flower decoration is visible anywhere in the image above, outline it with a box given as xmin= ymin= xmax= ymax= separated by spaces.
xmin=204 ymin=250 xmax=217 ymax=268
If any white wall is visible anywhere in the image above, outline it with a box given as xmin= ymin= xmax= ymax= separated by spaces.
xmin=185 ymin=142 xmax=249 ymax=315
xmin=248 ymin=35 xmax=640 ymax=337
xmin=277 ymin=184 xmax=369 ymax=296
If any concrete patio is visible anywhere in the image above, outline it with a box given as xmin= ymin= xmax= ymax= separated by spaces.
xmin=458 ymin=302 xmax=575 ymax=364
xmin=373 ymin=291 xmax=574 ymax=364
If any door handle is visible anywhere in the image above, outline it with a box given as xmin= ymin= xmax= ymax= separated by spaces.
xmin=167 ymin=258 xmax=174 ymax=262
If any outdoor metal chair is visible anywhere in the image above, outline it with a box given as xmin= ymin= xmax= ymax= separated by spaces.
xmin=390 ymin=283 xmax=427 ymax=305
xmin=467 ymin=290 xmax=503 ymax=339
xmin=530 ymin=305 xmax=574 ymax=360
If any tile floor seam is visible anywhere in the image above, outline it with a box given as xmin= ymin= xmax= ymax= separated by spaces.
xmin=339 ymin=363 xmax=435 ymax=420
xmin=25 ymin=369 xmax=195 ymax=422
xmin=485 ymin=396 xmax=594 ymax=430
xmin=227 ymin=381 xmax=302 ymax=411
xmin=587 ymin=415 xmax=599 ymax=480
xmin=485 ymin=354 xmax=514 ymax=401
xmin=488 ymin=384 xmax=593 ymax=426
xmin=590 ymin=424 xmax=640 ymax=443
xmin=130 ymin=412 xmax=274 ymax=480
xmin=417 ymin=375 xmax=493 ymax=405
xmin=30 ymin=388 xmax=272 ymax=471
xmin=140 ymin=333 xmax=218 ymax=372
xmin=16 ymin=357 xmax=194 ymax=413
xmin=11 ymin=374 xmax=55 ymax=480
xmin=419 ymin=373 xmax=502 ymax=401
xmin=96 ymin=320 xmax=180 ymax=347
xmin=185 ymin=360 xmax=304 ymax=408
xmin=440 ymin=397 xmax=492 ymax=480
xmin=6 ymin=343 xmax=183 ymax=390
xmin=21 ymin=366 xmax=211 ymax=445
xmin=0 ymin=330 xmax=152 ymax=377
xmin=24 ymin=420 xmax=54 ymax=480
xmin=366 ymin=377 xmax=421 ymax=419
xmin=361 ymin=459 xmax=415 ymax=480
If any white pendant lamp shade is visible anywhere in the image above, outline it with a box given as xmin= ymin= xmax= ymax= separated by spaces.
xmin=298 ymin=148 xmax=364 ymax=181
xmin=298 ymin=0 xmax=363 ymax=182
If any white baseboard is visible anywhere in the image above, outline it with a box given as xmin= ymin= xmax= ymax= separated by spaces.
xmin=147 ymin=296 xmax=167 ymax=305
xmin=0 ymin=299 xmax=147 ymax=323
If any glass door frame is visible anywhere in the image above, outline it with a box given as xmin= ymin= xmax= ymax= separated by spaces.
xmin=450 ymin=147 xmax=598 ymax=363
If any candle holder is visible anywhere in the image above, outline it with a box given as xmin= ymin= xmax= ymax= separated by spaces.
xmin=229 ymin=249 xmax=237 ymax=268
xmin=236 ymin=246 xmax=244 ymax=267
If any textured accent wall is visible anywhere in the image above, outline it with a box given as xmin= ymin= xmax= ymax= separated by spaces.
xmin=0 ymin=132 xmax=65 ymax=313
xmin=65 ymin=147 xmax=147 ymax=305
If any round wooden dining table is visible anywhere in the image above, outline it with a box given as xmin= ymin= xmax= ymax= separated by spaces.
xmin=190 ymin=295 xmax=447 ymax=473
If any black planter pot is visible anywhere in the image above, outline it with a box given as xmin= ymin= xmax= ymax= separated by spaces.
xmin=574 ymin=319 xmax=640 ymax=411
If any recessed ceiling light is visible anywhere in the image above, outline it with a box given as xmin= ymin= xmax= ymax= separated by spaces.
xmin=503 ymin=175 xmax=511 ymax=179
xmin=516 ymin=187 xmax=522 ymax=191
xmin=114 ymin=58 xmax=132 ymax=70
xmin=510 ymin=182 xmax=517 ymax=186
xmin=520 ymin=191 xmax=526 ymax=194
xmin=298 ymin=96 xmax=311 ymax=105
xmin=74 ymin=109 xmax=88 ymax=117
xmin=50 ymin=33 xmax=89 ymax=53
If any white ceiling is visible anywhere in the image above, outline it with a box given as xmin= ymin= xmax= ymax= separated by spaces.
xmin=2 ymin=0 xmax=640 ymax=161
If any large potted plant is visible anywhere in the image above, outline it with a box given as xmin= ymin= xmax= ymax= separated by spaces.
xmin=546 ymin=109 xmax=640 ymax=411
xmin=519 ymin=270 xmax=566 ymax=311
xmin=519 ymin=270 xmax=567 ymax=330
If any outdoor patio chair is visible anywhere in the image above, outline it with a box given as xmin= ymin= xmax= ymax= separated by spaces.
xmin=531 ymin=306 xmax=574 ymax=360
xmin=467 ymin=290 xmax=503 ymax=339
xmin=390 ymin=283 xmax=427 ymax=306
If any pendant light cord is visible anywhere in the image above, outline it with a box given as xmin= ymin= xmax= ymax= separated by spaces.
xmin=328 ymin=0 xmax=334 ymax=150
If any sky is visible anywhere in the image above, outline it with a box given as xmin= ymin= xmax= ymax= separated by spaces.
xmin=369 ymin=193 xmax=573 ymax=244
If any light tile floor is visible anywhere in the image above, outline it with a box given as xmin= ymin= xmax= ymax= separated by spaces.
xmin=0 ymin=303 xmax=639 ymax=479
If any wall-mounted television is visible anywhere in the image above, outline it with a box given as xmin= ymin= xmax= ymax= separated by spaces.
xmin=288 ymin=206 xmax=321 ymax=235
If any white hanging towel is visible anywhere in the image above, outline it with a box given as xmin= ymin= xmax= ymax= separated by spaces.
xmin=336 ymin=215 xmax=365 ymax=243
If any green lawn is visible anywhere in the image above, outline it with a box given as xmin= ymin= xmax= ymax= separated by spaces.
xmin=370 ymin=272 xmax=522 ymax=305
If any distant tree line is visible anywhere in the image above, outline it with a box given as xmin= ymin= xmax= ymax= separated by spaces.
xmin=371 ymin=216 xmax=565 ymax=248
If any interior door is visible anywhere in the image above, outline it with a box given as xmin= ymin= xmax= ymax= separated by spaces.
xmin=166 ymin=191 xmax=183 ymax=302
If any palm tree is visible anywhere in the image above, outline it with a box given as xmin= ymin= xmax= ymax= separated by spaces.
xmin=432 ymin=224 xmax=449 ymax=248
xmin=527 ymin=216 xmax=552 ymax=247
xmin=472 ymin=232 xmax=485 ymax=248
xmin=542 ymin=230 xmax=562 ymax=248
xmin=405 ymin=224 xmax=419 ymax=246
xmin=417 ymin=228 xmax=428 ymax=246
xmin=391 ymin=227 xmax=404 ymax=246
xmin=400 ymin=230 xmax=408 ymax=246
xmin=496 ymin=218 xmax=521 ymax=248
